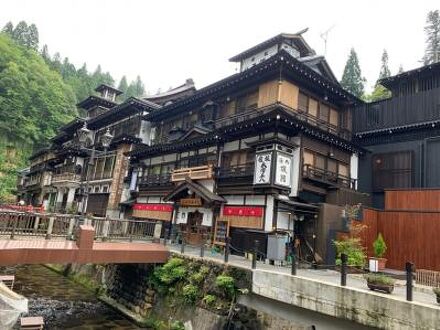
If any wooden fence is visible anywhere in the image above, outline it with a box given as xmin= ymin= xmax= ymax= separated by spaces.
xmin=355 ymin=208 xmax=440 ymax=271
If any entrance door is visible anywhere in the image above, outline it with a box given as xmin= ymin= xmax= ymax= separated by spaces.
xmin=188 ymin=211 xmax=203 ymax=231
xmin=185 ymin=211 xmax=205 ymax=245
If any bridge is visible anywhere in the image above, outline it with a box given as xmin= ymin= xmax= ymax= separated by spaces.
xmin=0 ymin=211 xmax=169 ymax=265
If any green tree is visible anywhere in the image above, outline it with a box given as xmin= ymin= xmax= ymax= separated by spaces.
xmin=340 ymin=48 xmax=366 ymax=98
xmin=126 ymin=75 xmax=145 ymax=98
xmin=11 ymin=21 xmax=29 ymax=47
xmin=370 ymin=49 xmax=392 ymax=102
xmin=41 ymin=44 xmax=50 ymax=63
xmin=2 ymin=22 xmax=14 ymax=35
xmin=27 ymin=24 xmax=39 ymax=50
xmin=423 ymin=10 xmax=440 ymax=64
xmin=118 ymin=75 xmax=128 ymax=94
xmin=0 ymin=33 xmax=77 ymax=199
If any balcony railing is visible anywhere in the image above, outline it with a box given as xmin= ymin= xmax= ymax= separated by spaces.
xmin=303 ymin=164 xmax=356 ymax=189
xmin=52 ymin=172 xmax=81 ymax=184
xmin=218 ymin=164 xmax=254 ymax=179
xmin=214 ymin=103 xmax=352 ymax=140
xmin=171 ymin=165 xmax=214 ymax=182
xmin=139 ymin=174 xmax=172 ymax=187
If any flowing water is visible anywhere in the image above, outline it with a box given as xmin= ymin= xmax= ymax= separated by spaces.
xmin=4 ymin=264 xmax=141 ymax=329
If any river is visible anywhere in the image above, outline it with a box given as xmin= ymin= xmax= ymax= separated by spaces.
xmin=4 ymin=265 xmax=141 ymax=329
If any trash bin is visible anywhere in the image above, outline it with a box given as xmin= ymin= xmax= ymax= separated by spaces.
xmin=267 ymin=234 xmax=289 ymax=262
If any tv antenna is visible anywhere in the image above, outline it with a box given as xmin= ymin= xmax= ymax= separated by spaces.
xmin=320 ymin=24 xmax=335 ymax=55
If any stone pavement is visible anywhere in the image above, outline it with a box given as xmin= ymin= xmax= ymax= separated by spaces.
xmin=167 ymin=243 xmax=438 ymax=307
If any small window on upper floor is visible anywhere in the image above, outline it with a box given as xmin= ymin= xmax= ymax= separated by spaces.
xmin=299 ymin=92 xmax=308 ymax=113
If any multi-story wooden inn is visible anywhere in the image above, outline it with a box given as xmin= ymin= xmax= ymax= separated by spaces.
xmin=19 ymin=84 xmax=160 ymax=217
xmin=128 ymin=33 xmax=365 ymax=253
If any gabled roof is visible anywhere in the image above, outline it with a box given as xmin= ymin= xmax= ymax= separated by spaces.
xmin=77 ymin=95 xmax=118 ymax=110
xmin=178 ymin=125 xmax=212 ymax=141
xmin=164 ymin=178 xmax=225 ymax=204
xmin=95 ymin=83 xmax=123 ymax=96
xmin=87 ymin=97 xmax=160 ymax=129
xmin=229 ymin=31 xmax=314 ymax=62
xmin=144 ymin=79 xmax=196 ymax=105
xmin=146 ymin=49 xmax=360 ymax=122
xmin=299 ymin=55 xmax=339 ymax=84
xmin=380 ymin=61 xmax=440 ymax=89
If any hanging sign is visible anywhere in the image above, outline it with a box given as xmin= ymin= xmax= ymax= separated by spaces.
xmin=180 ymin=198 xmax=203 ymax=207
xmin=223 ymin=206 xmax=264 ymax=217
xmin=253 ymin=152 xmax=272 ymax=184
xmin=275 ymin=153 xmax=292 ymax=187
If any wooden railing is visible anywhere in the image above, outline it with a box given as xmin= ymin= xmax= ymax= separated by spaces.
xmin=139 ymin=174 xmax=172 ymax=187
xmin=52 ymin=172 xmax=81 ymax=183
xmin=303 ymin=164 xmax=356 ymax=189
xmin=218 ymin=164 xmax=254 ymax=179
xmin=0 ymin=211 xmax=160 ymax=242
xmin=171 ymin=165 xmax=213 ymax=182
xmin=215 ymin=103 xmax=352 ymax=140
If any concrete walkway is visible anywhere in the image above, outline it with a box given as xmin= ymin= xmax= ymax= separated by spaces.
xmin=167 ymin=243 xmax=438 ymax=307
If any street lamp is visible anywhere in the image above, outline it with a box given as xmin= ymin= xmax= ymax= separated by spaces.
xmin=76 ymin=124 xmax=113 ymax=221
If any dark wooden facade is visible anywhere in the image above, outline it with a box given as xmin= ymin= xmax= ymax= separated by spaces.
xmin=354 ymin=61 xmax=440 ymax=208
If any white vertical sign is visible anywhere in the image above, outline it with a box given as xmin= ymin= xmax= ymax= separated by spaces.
xmin=275 ymin=153 xmax=292 ymax=187
xmin=254 ymin=152 xmax=272 ymax=184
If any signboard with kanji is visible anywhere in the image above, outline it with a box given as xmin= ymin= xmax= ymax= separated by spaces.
xmin=253 ymin=152 xmax=272 ymax=184
xmin=275 ymin=153 xmax=292 ymax=187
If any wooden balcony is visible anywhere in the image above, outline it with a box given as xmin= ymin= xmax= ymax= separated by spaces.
xmin=218 ymin=164 xmax=254 ymax=179
xmin=171 ymin=165 xmax=214 ymax=182
xmin=52 ymin=172 xmax=81 ymax=184
xmin=139 ymin=174 xmax=172 ymax=187
xmin=303 ymin=164 xmax=356 ymax=190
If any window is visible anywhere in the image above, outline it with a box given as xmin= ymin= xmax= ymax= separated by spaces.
xmin=319 ymin=104 xmax=329 ymax=122
xmin=329 ymin=109 xmax=339 ymax=127
xmin=302 ymin=149 xmax=350 ymax=178
xmin=303 ymin=150 xmax=314 ymax=166
xmin=372 ymin=151 xmax=413 ymax=191
xmin=236 ymin=90 xmax=258 ymax=113
xmin=298 ymin=93 xmax=308 ymax=113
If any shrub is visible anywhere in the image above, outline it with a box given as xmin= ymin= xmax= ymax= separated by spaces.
xmin=182 ymin=284 xmax=199 ymax=303
xmin=333 ymin=238 xmax=366 ymax=267
xmin=190 ymin=271 xmax=205 ymax=284
xmin=152 ymin=257 xmax=187 ymax=288
xmin=215 ymin=275 xmax=235 ymax=298
xmin=364 ymin=273 xmax=396 ymax=286
xmin=170 ymin=320 xmax=185 ymax=330
xmin=373 ymin=233 xmax=387 ymax=258
xmin=202 ymin=294 xmax=216 ymax=306
xmin=433 ymin=287 xmax=440 ymax=296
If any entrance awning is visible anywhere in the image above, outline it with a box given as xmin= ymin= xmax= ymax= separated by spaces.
xmin=164 ymin=178 xmax=225 ymax=204
xmin=275 ymin=196 xmax=320 ymax=214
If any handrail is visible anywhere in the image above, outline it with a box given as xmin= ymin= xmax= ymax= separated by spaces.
xmin=303 ymin=164 xmax=356 ymax=189
xmin=171 ymin=164 xmax=213 ymax=182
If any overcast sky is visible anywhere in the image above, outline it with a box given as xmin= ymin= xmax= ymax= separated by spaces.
xmin=1 ymin=1 xmax=438 ymax=94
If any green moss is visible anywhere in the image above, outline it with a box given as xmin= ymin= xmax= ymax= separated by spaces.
xmin=182 ymin=284 xmax=199 ymax=304
xmin=215 ymin=275 xmax=236 ymax=299
xmin=202 ymin=294 xmax=216 ymax=306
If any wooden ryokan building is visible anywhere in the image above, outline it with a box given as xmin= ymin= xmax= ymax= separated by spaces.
xmin=128 ymin=33 xmax=366 ymax=254
xmin=354 ymin=61 xmax=440 ymax=208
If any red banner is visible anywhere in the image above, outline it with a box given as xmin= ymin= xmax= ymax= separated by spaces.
xmin=133 ymin=203 xmax=173 ymax=212
xmin=223 ymin=206 xmax=263 ymax=217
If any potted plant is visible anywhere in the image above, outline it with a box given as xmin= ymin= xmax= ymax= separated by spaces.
xmin=433 ymin=287 xmax=440 ymax=304
xmin=364 ymin=273 xmax=396 ymax=294
xmin=370 ymin=233 xmax=387 ymax=271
